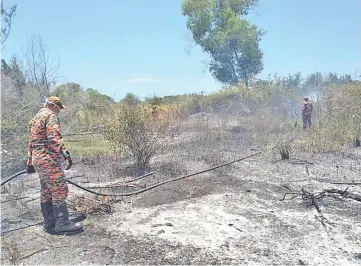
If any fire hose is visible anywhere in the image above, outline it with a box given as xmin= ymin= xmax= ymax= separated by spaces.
xmin=1 ymin=152 xmax=262 ymax=197
xmin=1 ymin=170 xmax=27 ymax=186
xmin=1 ymin=152 xmax=262 ymax=235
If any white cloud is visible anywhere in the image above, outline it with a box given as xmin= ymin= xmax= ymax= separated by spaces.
xmin=120 ymin=75 xmax=169 ymax=84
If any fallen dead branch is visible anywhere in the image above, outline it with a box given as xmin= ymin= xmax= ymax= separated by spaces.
xmin=323 ymin=188 xmax=361 ymax=202
xmin=1 ymin=196 xmax=29 ymax=203
xmin=280 ymin=186 xmax=361 ymax=228
xmin=1 ymin=221 xmax=43 ymax=235
xmin=281 ymin=184 xmax=293 ymax=192
xmin=228 ymin=223 xmax=243 ymax=232
xmin=23 ymin=197 xmax=39 ymax=204
xmin=286 ymin=188 xmax=327 ymax=228
xmin=301 ymin=188 xmax=322 ymax=213
xmin=280 ymin=191 xmax=299 ymax=201
xmin=331 ymin=182 xmax=361 ymax=185
xmin=280 ymin=186 xmax=361 ymax=203
xmin=289 ymin=159 xmax=314 ymax=165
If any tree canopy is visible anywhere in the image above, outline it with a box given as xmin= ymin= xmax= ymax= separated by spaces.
xmin=182 ymin=0 xmax=264 ymax=87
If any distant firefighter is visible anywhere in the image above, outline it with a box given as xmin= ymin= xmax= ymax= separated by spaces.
xmin=151 ymin=105 xmax=159 ymax=120
xmin=301 ymin=97 xmax=313 ymax=129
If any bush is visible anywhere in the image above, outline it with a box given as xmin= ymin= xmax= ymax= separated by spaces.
xmin=104 ymin=105 xmax=181 ymax=175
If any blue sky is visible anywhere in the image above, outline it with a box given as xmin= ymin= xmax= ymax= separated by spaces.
xmin=2 ymin=0 xmax=361 ymax=100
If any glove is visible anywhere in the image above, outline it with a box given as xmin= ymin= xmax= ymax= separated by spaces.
xmin=63 ymin=150 xmax=72 ymax=170
xmin=65 ymin=156 xmax=73 ymax=170
xmin=26 ymin=157 xmax=36 ymax=174
xmin=27 ymin=165 xmax=36 ymax=174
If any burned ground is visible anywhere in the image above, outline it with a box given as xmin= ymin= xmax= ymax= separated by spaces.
xmin=1 ymin=114 xmax=361 ymax=265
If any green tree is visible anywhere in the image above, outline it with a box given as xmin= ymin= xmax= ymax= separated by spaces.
xmin=86 ymin=88 xmax=114 ymax=104
xmin=1 ymin=59 xmax=11 ymax=74
xmin=52 ymin=82 xmax=84 ymax=100
xmin=8 ymin=56 xmax=26 ymax=97
xmin=1 ymin=56 xmax=26 ymax=102
xmin=182 ymin=0 xmax=264 ymax=87
xmin=120 ymin=92 xmax=141 ymax=106
xmin=144 ymin=94 xmax=163 ymax=106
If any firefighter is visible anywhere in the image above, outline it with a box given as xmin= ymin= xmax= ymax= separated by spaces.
xmin=26 ymin=96 xmax=83 ymax=235
xmin=151 ymin=105 xmax=159 ymax=120
xmin=301 ymin=97 xmax=313 ymax=129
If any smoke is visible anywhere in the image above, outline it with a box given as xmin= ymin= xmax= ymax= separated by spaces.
xmin=307 ymin=91 xmax=322 ymax=102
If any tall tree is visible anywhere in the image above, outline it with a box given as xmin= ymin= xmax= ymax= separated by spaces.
xmin=1 ymin=59 xmax=11 ymax=74
xmin=120 ymin=92 xmax=141 ymax=106
xmin=8 ymin=56 xmax=26 ymax=97
xmin=182 ymin=0 xmax=264 ymax=87
xmin=24 ymin=34 xmax=59 ymax=97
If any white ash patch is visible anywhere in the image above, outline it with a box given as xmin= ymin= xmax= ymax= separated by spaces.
xmin=105 ymin=191 xmax=361 ymax=264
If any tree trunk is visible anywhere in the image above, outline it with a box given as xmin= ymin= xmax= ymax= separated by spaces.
xmin=244 ymin=75 xmax=249 ymax=88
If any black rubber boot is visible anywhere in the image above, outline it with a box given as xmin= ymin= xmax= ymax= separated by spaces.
xmin=41 ymin=201 xmax=56 ymax=235
xmin=53 ymin=202 xmax=84 ymax=235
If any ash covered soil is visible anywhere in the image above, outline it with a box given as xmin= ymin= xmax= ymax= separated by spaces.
xmin=1 ymin=115 xmax=361 ymax=265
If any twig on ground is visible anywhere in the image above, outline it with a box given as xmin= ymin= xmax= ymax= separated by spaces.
xmin=289 ymin=159 xmax=314 ymax=165
xmin=331 ymin=182 xmax=361 ymax=185
xmin=287 ymin=179 xmax=309 ymax=183
xmin=1 ymin=196 xmax=29 ymax=203
xmin=281 ymin=184 xmax=293 ymax=192
xmin=1 ymin=221 xmax=43 ymax=235
xmin=324 ymin=188 xmax=361 ymax=202
xmin=23 ymin=197 xmax=38 ymax=204
xmin=35 ymin=233 xmax=55 ymax=247
xmin=63 ymin=175 xmax=86 ymax=180
xmin=301 ymin=188 xmax=321 ymax=213
xmin=124 ymin=171 xmax=155 ymax=184
xmin=19 ymin=248 xmax=48 ymax=261
xmin=280 ymin=192 xmax=299 ymax=201
xmin=229 ymin=223 xmax=243 ymax=232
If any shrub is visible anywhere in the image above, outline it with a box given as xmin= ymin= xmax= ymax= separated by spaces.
xmin=299 ymin=82 xmax=361 ymax=152
xmin=103 ymin=105 xmax=181 ymax=175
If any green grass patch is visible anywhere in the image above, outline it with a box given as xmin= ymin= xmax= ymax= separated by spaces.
xmin=65 ymin=137 xmax=112 ymax=158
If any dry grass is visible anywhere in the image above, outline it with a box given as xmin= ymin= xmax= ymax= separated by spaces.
xmin=1 ymin=237 xmax=22 ymax=265
xmin=67 ymin=194 xmax=116 ymax=215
